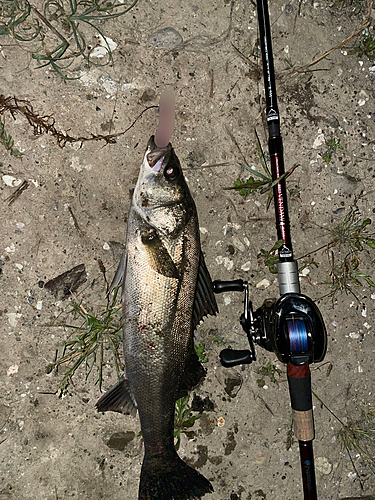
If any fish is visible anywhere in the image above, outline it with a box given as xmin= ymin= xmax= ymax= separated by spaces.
xmin=96 ymin=135 xmax=218 ymax=499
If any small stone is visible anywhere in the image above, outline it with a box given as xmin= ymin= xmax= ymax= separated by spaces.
xmin=349 ymin=332 xmax=360 ymax=339
xmin=2 ymin=175 xmax=22 ymax=187
xmin=313 ymin=133 xmax=325 ymax=149
xmin=5 ymin=243 xmax=16 ymax=253
xmin=90 ymin=35 xmax=117 ymax=58
xmin=241 ymin=262 xmax=252 ymax=272
xmin=215 ymin=256 xmax=234 ymax=271
xmin=232 ymin=236 xmax=245 ymax=253
xmin=223 ymin=296 xmax=231 ymax=306
xmin=256 ymin=278 xmax=270 ymax=289
xmin=299 ymin=268 xmax=310 ymax=277
xmin=216 ymin=367 xmax=242 ymax=397
xmin=6 ymin=313 xmax=22 ymax=327
xmin=315 ymin=456 xmax=332 ymax=475
xmin=217 ymin=416 xmax=225 ymax=427
xmin=103 ymin=242 xmax=110 ymax=250
xmin=7 ymin=364 xmax=19 ymax=376
xmin=148 ymin=28 xmax=183 ymax=48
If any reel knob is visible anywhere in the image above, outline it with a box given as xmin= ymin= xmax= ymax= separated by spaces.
xmin=220 ymin=349 xmax=254 ymax=368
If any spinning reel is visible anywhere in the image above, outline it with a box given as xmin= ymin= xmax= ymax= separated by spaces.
xmin=213 ymin=279 xmax=327 ymax=369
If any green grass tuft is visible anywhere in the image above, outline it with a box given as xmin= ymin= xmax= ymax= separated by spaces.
xmin=48 ymin=286 xmax=124 ymax=395
xmin=0 ymin=0 xmax=138 ymax=78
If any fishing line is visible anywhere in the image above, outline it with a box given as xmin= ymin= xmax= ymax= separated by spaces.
xmin=287 ymin=317 xmax=309 ymax=352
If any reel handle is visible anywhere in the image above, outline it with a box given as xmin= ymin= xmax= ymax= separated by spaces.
xmin=213 ymin=280 xmax=257 ymax=366
xmin=213 ymin=279 xmax=246 ymax=293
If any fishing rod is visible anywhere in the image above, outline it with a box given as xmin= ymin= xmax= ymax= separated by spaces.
xmin=212 ymin=0 xmax=327 ymax=498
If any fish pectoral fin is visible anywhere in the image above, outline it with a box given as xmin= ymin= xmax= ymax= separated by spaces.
xmin=107 ymin=252 xmax=127 ymax=295
xmin=96 ymin=375 xmax=137 ymax=417
xmin=192 ymin=251 xmax=219 ymax=330
xmin=141 ymin=227 xmax=179 ymax=279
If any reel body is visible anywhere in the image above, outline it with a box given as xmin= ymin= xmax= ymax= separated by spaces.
xmin=213 ymin=281 xmax=327 ymax=368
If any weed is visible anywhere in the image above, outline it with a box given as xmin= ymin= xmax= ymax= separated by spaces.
xmin=338 ymin=413 xmax=375 ymax=475
xmin=0 ymin=0 xmax=138 ymax=78
xmin=326 ymin=208 xmax=375 ymax=298
xmin=174 ymin=394 xmax=200 ymax=451
xmin=330 ymin=207 xmax=375 ymax=253
xmin=258 ymin=239 xmax=284 ymax=274
xmin=321 ymin=138 xmax=343 ymax=163
xmin=314 ymin=391 xmax=375 ymax=486
xmin=195 ymin=343 xmax=208 ymax=363
xmin=209 ymin=331 xmax=225 ymax=346
xmin=47 ymin=286 xmax=124 ymax=395
xmin=349 ymin=25 xmax=375 ymax=61
xmin=226 ymin=129 xmax=298 ymax=207
xmin=329 ymin=253 xmax=375 ymax=301
xmin=299 ymin=258 xmax=320 ymax=274
xmin=282 ymin=56 xmax=295 ymax=70
xmin=0 ymin=94 xmax=158 ymax=150
xmin=0 ymin=116 xmax=23 ymax=158
xmin=256 ymin=362 xmax=283 ymax=388
xmin=332 ymin=0 xmax=371 ymax=14
xmin=298 ymin=204 xmax=375 ymax=301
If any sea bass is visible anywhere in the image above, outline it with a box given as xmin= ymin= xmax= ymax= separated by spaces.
xmin=96 ymin=136 xmax=218 ymax=499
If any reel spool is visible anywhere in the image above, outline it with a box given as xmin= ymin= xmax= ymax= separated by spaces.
xmin=270 ymin=293 xmax=327 ymax=366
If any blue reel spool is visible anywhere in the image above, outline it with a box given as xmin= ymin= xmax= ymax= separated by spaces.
xmin=273 ymin=293 xmax=327 ymax=366
xmin=287 ymin=316 xmax=309 ymax=353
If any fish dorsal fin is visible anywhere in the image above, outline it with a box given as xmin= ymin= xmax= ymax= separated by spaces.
xmin=96 ymin=376 xmax=137 ymax=417
xmin=108 ymin=252 xmax=127 ymax=295
xmin=192 ymin=251 xmax=219 ymax=331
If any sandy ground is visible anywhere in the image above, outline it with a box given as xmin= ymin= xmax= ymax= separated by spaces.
xmin=1 ymin=0 xmax=375 ymax=499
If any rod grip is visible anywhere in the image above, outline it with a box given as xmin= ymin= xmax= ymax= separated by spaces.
xmin=287 ymin=364 xmax=315 ymax=442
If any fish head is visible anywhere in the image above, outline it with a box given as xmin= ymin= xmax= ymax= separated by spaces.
xmin=133 ymin=136 xmax=195 ymax=235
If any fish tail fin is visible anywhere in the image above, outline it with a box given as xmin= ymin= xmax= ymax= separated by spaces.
xmin=139 ymin=453 xmax=213 ymax=500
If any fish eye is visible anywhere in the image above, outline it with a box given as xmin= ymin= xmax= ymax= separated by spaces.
xmin=164 ymin=163 xmax=180 ymax=181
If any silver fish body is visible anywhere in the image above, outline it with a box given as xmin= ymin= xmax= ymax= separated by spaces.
xmin=97 ymin=136 xmax=218 ymax=499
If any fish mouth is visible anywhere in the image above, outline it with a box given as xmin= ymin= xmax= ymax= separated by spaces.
xmin=146 ymin=135 xmax=171 ymax=173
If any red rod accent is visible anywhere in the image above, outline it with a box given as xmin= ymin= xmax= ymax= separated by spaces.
xmin=287 ymin=363 xmax=309 ymax=378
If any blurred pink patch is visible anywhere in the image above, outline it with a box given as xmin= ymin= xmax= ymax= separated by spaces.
xmin=7 ymin=364 xmax=19 ymax=376
xmin=154 ymin=90 xmax=175 ymax=148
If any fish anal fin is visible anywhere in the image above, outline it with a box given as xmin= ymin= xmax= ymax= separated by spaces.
xmin=177 ymin=347 xmax=206 ymax=400
xmin=192 ymin=251 xmax=219 ymax=331
xmin=96 ymin=375 xmax=137 ymax=417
